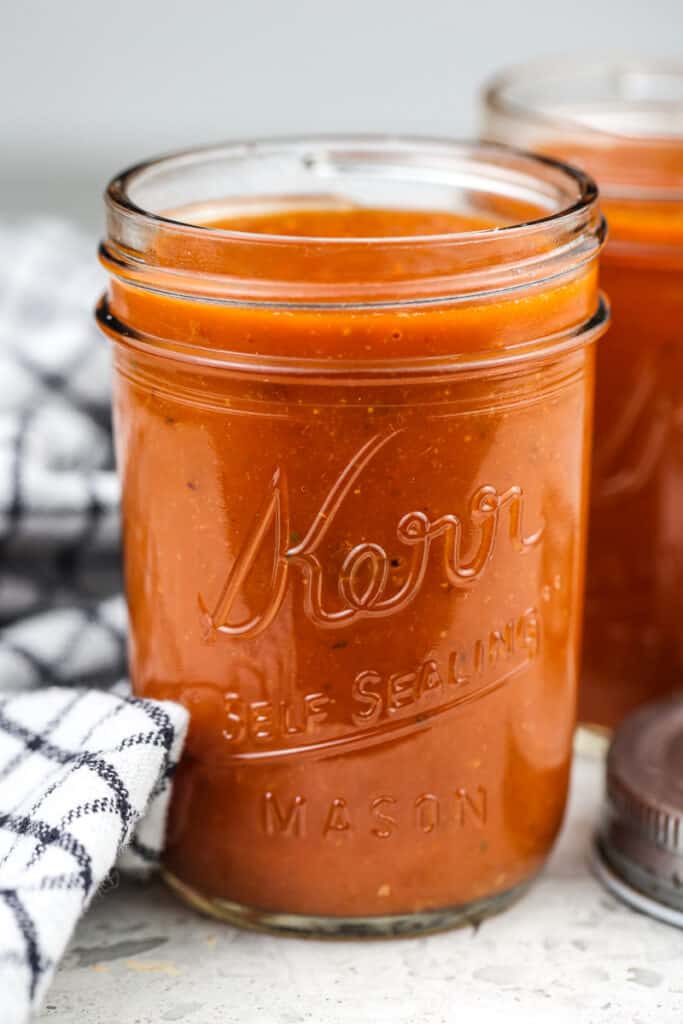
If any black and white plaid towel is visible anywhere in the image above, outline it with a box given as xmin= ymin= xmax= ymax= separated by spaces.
xmin=0 ymin=221 xmax=189 ymax=1023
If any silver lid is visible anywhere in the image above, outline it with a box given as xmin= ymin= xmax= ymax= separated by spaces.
xmin=594 ymin=697 xmax=683 ymax=924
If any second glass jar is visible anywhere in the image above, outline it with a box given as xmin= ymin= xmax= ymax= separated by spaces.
xmin=484 ymin=60 xmax=683 ymax=730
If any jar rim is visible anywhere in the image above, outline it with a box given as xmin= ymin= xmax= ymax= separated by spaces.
xmin=101 ymin=135 xmax=604 ymax=308
xmin=483 ymin=57 xmax=683 ymax=202
xmin=105 ymin=134 xmax=599 ymax=246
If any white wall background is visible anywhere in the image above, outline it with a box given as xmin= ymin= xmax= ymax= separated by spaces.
xmin=3 ymin=0 xmax=682 ymax=228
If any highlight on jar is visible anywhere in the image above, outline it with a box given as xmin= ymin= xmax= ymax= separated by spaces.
xmin=482 ymin=60 xmax=683 ymax=733
xmin=97 ymin=137 xmax=608 ymax=937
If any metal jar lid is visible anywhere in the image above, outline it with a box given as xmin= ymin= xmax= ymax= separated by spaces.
xmin=593 ymin=697 xmax=683 ymax=927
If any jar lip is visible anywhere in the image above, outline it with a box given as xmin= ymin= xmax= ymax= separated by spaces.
xmin=483 ymin=57 xmax=683 ymax=201
xmin=105 ymin=134 xmax=599 ymax=246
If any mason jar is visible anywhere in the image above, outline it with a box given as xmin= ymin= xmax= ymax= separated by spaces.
xmin=483 ymin=60 xmax=683 ymax=730
xmin=98 ymin=137 xmax=606 ymax=936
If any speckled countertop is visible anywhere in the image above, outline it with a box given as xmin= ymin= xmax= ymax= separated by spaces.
xmin=39 ymin=749 xmax=683 ymax=1024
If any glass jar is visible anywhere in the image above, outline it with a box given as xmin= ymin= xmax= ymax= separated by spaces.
xmin=98 ymin=137 xmax=606 ymax=936
xmin=483 ymin=60 xmax=683 ymax=731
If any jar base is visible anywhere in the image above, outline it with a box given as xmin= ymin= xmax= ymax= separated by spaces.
xmin=161 ymin=868 xmax=534 ymax=938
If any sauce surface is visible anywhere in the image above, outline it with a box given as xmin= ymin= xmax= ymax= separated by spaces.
xmin=108 ymin=204 xmax=598 ymax=920
xmin=210 ymin=206 xmax=498 ymax=236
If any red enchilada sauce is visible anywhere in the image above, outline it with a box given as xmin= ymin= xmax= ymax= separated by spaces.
xmin=571 ymin=143 xmax=683 ymax=727
xmin=482 ymin=64 xmax=683 ymax=728
xmin=523 ymin=139 xmax=683 ymax=726
xmin=99 ymin=141 xmax=606 ymax=933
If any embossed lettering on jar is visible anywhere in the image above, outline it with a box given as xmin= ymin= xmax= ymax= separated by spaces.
xmin=98 ymin=138 xmax=607 ymax=935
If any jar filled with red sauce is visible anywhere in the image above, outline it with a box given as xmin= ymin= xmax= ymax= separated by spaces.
xmin=484 ymin=61 xmax=683 ymax=731
xmin=98 ymin=138 xmax=606 ymax=935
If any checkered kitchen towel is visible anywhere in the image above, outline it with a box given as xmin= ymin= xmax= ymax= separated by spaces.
xmin=0 ymin=220 xmax=188 ymax=1023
